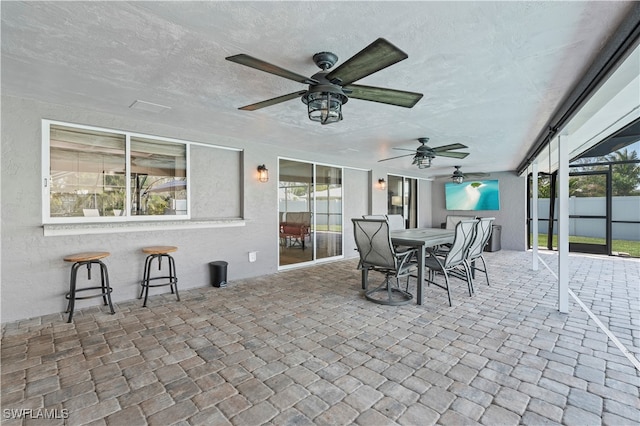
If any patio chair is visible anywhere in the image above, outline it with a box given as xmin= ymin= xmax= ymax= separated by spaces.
xmin=352 ymin=218 xmax=417 ymax=305
xmin=386 ymin=214 xmax=406 ymax=231
xmin=424 ymin=219 xmax=476 ymax=306
xmin=465 ymin=217 xmax=495 ymax=287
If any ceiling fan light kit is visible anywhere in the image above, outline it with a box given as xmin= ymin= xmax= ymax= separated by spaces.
xmin=451 ymin=165 xmax=465 ymax=183
xmin=301 ymin=79 xmax=348 ymax=124
xmin=226 ymin=38 xmax=423 ymax=125
xmin=413 ymin=155 xmax=433 ymax=169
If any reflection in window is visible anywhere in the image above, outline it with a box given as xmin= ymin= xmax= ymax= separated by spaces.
xmin=49 ymin=125 xmax=126 ymax=217
xmin=387 ymin=175 xmax=417 ymax=228
xmin=47 ymin=122 xmax=188 ymax=220
xmin=131 ymin=137 xmax=186 ymax=216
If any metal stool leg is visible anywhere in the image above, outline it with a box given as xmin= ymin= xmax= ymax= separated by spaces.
xmin=169 ymin=255 xmax=179 ymax=301
xmin=139 ymin=255 xmax=153 ymax=300
xmin=66 ymin=262 xmax=81 ymax=323
xmin=140 ymin=251 xmax=179 ymax=307
xmin=99 ymin=260 xmax=115 ymax=314
xmin=142 ymin=254 xmax=156 ymax=308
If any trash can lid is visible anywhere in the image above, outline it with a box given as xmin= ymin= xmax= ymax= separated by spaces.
xmin=209 ymin=261 xmax=228 ymax=266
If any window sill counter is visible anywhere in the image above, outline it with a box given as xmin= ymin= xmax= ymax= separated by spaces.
xmin=43 ymin=218 xmax=246 ymax=236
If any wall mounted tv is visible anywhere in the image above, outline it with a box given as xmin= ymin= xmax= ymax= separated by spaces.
xmin=445 ymin=180 xmax=500 ymax=211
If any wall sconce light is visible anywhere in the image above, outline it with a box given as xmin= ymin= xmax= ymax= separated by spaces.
xmin=257 ymin=164 xmax=269 ymax=183
xmin=377 ymin=178 xmax=387 ymax=190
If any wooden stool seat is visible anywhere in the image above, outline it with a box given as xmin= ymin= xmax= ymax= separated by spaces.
xmin=139 ymin=246 xmax=179 ymax=307
xmin=64 ymin=252 xmax=110 ymax=263
xmin=63 ymin=251 xmax=114 ymax=322
xmin=142 ymin=246 xmax=177 ymax=255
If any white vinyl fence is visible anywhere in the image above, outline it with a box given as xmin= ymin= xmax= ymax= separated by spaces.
xmin=531 ymin=196 xmax=640 ymax=240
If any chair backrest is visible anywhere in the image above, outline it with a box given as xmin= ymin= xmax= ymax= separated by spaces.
xmin=445 ymin=214 xmax=476 ymax=230
xmin=285 ymin=212 xmax=311 ymax=225
xmin=386 ymin=214 xmax=406 ymax=231
xmin=83 ymin=208 xmax=100 ymax=217
xmin=444 ymin=219 xmax=477 ymax=267
xmin=362 ymin=215 xmax=386 ymax=220
xmin=467 ymin=217 xmax=495 ymax=260
xmin=352 ymin=218 xmax=397 ymax=270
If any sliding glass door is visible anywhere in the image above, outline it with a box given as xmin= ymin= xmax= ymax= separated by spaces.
xmin=279 ymin=159 xmax=343 ymax=267
xmin=387 ymin=175 xmax=418 ymax=228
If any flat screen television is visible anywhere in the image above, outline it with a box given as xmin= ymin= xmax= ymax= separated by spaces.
xmin=445 ymin=180 xmax=500 ymax=211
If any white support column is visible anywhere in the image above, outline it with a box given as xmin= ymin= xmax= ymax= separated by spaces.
xmin=532 ymin=161 xmax=539 ymax=271
xmin=557 ymin=134 xmax=569 ymax=313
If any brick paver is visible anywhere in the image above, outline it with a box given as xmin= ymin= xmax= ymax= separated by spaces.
xmin=1 ymin=251 xmax=639 ymax=425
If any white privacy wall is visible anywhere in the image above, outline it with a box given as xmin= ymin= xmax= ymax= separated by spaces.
xmin=533 ymin=197 xmax=640 ymax=240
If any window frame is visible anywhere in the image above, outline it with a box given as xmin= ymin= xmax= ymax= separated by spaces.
xmin=42 ymin=119 xmax=191 ymax=224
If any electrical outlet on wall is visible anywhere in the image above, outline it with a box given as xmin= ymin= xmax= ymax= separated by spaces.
xmin=248 ymin=251 xmax=257 ymax=262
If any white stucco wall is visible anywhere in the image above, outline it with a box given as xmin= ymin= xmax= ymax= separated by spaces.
xmin=430 ymin=172 xmax=528 ymax=251
xmin=1 ymin=95 xmax=528 ymax=323
xmin=0 ymin=96 xmax=277 ymax=322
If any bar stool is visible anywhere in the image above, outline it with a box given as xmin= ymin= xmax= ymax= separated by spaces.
xmin=139 ymin=246 xmax=179 ymax=307
xmin=63 ymin=252 xmax=115 ymax=323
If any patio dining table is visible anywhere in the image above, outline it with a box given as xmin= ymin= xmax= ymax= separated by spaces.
xmin=360 ymin=227 xmax=455 ymax=305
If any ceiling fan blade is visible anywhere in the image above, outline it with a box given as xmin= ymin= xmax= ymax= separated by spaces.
xmin=392 ymin=147 xmax=421 ymax=152
xmin=467 ymin=172 xmax=490 ymax=178
xmin=435 ymin=151 xmax=470 ymax=159
xmin=432 ymin=143 xmax=468 ymax=152
xmin=326 ymin=38 xmax=408 ymax=86
xmin=344 ymin=84 xmax=423 ymax=108
xmin=238 ymin=91 xmax=308 ymax=111
xmin=378 ymin=153 xmax=415 ymax=162
xmin=226 ymin=54 xmax=318 ymax=85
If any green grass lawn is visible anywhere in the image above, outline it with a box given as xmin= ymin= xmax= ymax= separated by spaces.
xmin=532 ymin=234 xmax=640 ymax=257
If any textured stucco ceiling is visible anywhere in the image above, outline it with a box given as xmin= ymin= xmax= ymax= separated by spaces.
xmin=1 ymin=1 xmax=633 ymax=177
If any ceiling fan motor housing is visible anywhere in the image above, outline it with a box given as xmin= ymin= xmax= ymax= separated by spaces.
xmin=312 ymin=52 xmax=338 ymax=70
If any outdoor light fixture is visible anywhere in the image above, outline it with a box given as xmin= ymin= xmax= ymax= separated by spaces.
xmin=413 ymin=155 xmax=433 ymax=169
xmin=257 ymin=164 xmax=269 ymax=182
xmin=452 ymin=175 xmax=464 ymax=184
xmin=301 ymin=82 xmax=348 ymax=125
xmin=451 ymin=166 xmax=465 ymax=184
xmin=378 ymin=178 xmax=387 ymax=190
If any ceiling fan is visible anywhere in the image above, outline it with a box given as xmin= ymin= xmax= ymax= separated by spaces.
xmin=225 ymin=38 xmax=423 ymax=125
xmin=378 ymin=137 xmax=469 ymax=169
xmin=446 ymin=165 xmax=490 ymax=184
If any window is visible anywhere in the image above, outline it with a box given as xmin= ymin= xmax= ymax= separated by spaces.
xmin=44 ymin=121 xmax=188 ymax=222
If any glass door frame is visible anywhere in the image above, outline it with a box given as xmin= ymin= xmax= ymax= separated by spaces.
xmin=278 ymin=158 xmax=344 ymax=270
xmin=386 ymin=174 xmax=418 ymax=228
xmin=568 ymin=169 xmax=611 ymax=255
xmin=527 ymin=169 xmax=612 ymax=255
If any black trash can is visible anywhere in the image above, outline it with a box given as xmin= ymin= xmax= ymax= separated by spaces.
xmin=209 ymin=261 xmax=228 ymax=288
xmin=485 ymin=225 xmax=502 ymax=252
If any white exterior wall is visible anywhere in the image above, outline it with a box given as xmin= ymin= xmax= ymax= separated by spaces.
xmin=1 ymin=95 xmax=527 ymax=323
xmin=2 ymin=96 xmax=373 ymax=323
xmin=430 ymin=172 xmax=528 ymax=251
